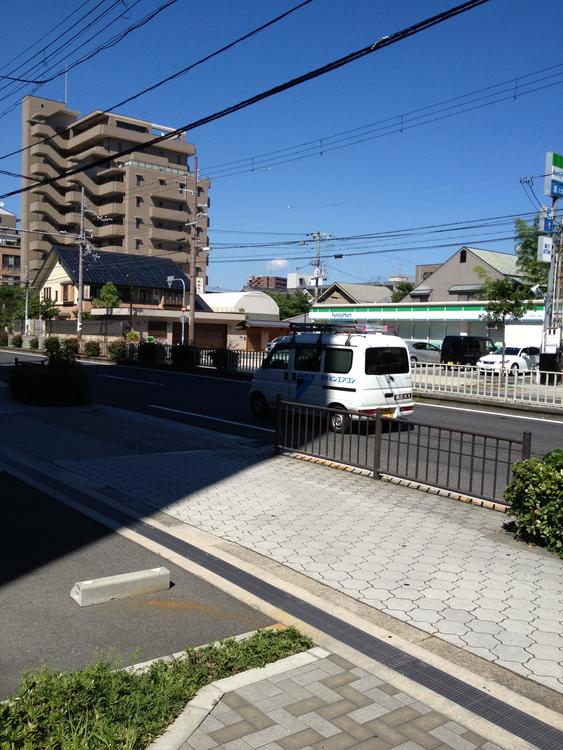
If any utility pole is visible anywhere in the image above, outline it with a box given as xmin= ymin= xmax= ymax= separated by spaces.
xmin=77 ymin=185 xmax=85 ymax=342
xmin=188 ymin=155 xmax=198 ymax=346
xmin=308 ymin=231 xmax=331 ymax=302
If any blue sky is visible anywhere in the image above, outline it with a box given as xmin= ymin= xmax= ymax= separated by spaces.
xmin=1 ymin=0 xmax=562 ymax=290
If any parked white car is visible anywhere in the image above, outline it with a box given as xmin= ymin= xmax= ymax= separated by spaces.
xmin=477 ymin=346 xmax=540 ymax=373
xmin=403 ymin=339 xmax=441 ymax=364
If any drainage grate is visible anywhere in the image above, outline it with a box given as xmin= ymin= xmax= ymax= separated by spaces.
xmin=14 ymin=462 xmax=563 ymax=750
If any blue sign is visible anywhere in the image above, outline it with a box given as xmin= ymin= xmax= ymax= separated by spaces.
xmin=544 ymin=218 xmax=553 ymax=233
xmin=550 ymin=180 xmax=563 ymax=197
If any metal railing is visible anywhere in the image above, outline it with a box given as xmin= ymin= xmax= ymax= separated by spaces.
xmin=412 ymin=362 xmax=563 ymax=408
xmin=125 ymin=343 xmax=266 ymax=373
xmin=275 ymin=400 xmax=532 ymax=503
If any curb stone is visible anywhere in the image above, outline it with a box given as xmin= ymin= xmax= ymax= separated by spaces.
xmin=146 ymin=647 xmax=329 ymax=750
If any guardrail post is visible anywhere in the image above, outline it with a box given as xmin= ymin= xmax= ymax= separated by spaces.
xmin=373 ymin=414 xmax=382 ymax=479
xmin=274 ymin=395 xmax=282 ymax=455
xmin=521 ymin=431 xmax=532 ymax=461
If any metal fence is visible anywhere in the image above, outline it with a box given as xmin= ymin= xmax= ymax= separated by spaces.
xmin=125 ymin=343 xmax=266 ymax=373
xmin=412 ymin=362 xmax=563 ymax=408
xmin=275 ymin=400 xmax=532 ymax=503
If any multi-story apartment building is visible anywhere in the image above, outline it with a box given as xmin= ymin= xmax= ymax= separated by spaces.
xmin=0 ymin=207 xmax=22 ymax=285
xmin=246 ymin=275 xmax=287 ymax=290
xmin=21 ymin=95 xmax=210 ymax=286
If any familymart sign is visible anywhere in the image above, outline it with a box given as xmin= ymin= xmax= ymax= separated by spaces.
xmin=545 ymin=151 xmax=563 ymax=198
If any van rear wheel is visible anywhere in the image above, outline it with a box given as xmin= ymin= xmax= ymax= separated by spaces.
xmin=250 ymin=392 xmax=269 ymax=418
xmin=329 ymin=405 xmax=350 ymax=434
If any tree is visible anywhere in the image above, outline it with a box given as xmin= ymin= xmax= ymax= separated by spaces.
xmin=0 ymin=286 xmax=25 ymax=331
xmin=28 ymin=292 xmax=59 ymax=320
xmin=476 ymin=267 xmax=535 ymax=370
xmin=390 ymin=281 xmax=414 ymax=303
xmin=91 ymin=282 xmax=120 ymax=309
xmin=265 ymin=290 xmax=310 ymax=320
xmin=515 ymin=215 xmax=548 ymax=287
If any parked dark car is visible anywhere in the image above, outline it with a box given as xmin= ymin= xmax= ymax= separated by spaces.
xmin=440 ymin=335 xmax=496 ymax=366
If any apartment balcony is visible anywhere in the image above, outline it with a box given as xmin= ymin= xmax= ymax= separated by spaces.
xmin=149 ymin=205 xmax=186 ymax=222
xmin=64 ymin=123 xmax=195 ymax=158
xmin=29 ymin=239 xmax=51 ymax=254
xmin=31 ymin=183 xmax=68 ymax=205
xmin=67 ymin=144 xmax=108 ymax=163
xmin=29 ymin=160 xmax=62 ymax=180
xmin=149 ymin=226 xmax=186 ymax=243
xmin=94 ymin=222 xmax=125 ymax=239
xmin=97 ymin=163 xmax=125 ymax=179
xmin=29 ymin=142 xmax=69 ymax=167
xmin=150 ymin=183 xmax=185 ymax=201
xmin=97 ymin=202 xmax=125 ymax=217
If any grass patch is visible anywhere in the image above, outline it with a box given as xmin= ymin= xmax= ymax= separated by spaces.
xmin=0 ymin=627 xmax=312 ymax=749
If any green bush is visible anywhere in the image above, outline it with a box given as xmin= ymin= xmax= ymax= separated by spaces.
xmin=11 ymin=334 xmax=22 ymax=348
xmin=543 ymin=448 xmax=563 ymax=470
xmin=63 ymin=337 xmax=79 ymax=355
xmin=126 ymin=329 xmax=140 ymax=343
xmin=210 ymin=348 xmax=240 ymax=371
xmin=83 ymin=340 xmax=101 ymax=357
xmin=44 ymin=336 xmax=76 ymax=366
xmin=29 ymin=337 xmax=39 ymax=349
xmin=171 ymin=344 xmax=200 ymax=369
xmin=138 ymin=341 xmax=158 ymax=365
xmin=10 ymin=362 xmax=90 ymax=405
xmin=0 ymin=332 xmax=8 ymax=346
xmin=107 ymin=340 xmax=126 ymax=361
xmin=0 ymin=628 xmax=311 ymax=750
xmin=504 ymin=457 xmax=563 ymax=557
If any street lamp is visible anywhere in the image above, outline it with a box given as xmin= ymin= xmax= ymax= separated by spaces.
xmin=167 ymin=275 xmax=186 ymax=345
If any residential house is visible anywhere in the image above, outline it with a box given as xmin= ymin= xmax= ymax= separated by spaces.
xmin=0 ymin=208 xmax=21 ymax=286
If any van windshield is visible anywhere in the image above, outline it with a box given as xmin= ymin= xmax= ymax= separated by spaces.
xmin=365 ymin=347 xmax=409 ymax=375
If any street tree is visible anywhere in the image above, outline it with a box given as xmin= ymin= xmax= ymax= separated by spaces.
xmin=91 ymin=282 xmax=120 ymax=309
xmin=515 ymin=215 xmax=548 ymax=287
xmin=265 ymin=290 xmax=310 ymax=320
xmin=390 ymin=281 xmax=414 ymax=303
xmin=476 ymin=267 xmax=535 ymax=370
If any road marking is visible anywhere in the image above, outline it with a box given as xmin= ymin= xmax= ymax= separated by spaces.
xmin=417 ymin=402 xmax=563 ymax=425
xmin=99 ymin=374 xmax=163 ymax=386
xmin=149 ymin=404 xmax=275 ymax=432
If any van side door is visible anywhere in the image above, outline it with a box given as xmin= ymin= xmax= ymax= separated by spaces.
xmin=288 ymin=345 xmax=323 ymax=404
xmin=258 ymin=345 xmax=292 ymax=406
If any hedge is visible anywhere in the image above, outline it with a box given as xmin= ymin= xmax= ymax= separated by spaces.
xmin=10 ymin=362 xmax=90 ymax=406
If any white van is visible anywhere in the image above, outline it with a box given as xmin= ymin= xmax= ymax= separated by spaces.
xmin=249 ymin=327 xmax=414 ymax=431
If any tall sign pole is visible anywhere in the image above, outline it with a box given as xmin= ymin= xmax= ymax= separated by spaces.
xmin=542 ymin=152 xmax=563 ymax=354
xmin=188 ymin=156 xmax=198 ymax=346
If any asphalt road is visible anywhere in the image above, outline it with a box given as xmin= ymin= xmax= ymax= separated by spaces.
xmin=0 ymin=349 xmax=562 ymax=456
xmin=0 ymin=470 xmax=272 ymax=700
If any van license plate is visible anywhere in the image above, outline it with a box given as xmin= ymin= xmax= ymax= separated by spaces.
xmin=380 ymin=409 xmax=395 ymax=418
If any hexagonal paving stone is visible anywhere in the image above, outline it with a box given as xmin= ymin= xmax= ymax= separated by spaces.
xmin=461 ymin=632 xmax=500 ymax=650
xmin=531 ymin=619 xmax=561 ymax=634
xmin=434 ymin=619 xmax=470 ymax=636
xmin=530 ymin=631 xmax=563 ymax=647
xmin=381 ymin=597 xmax=418 ymax=612
xmin=525 ymin=658 xmax=563 ymax=678
xmin=471 ymin=608 xmax=505 ymax=623
xmin=442 ymin=608 xmax=475 ymax=622
xmin=492 ymin=645 xmax=532 ymax=663
xmin=499 ymin=619 xmax=535 ymax=635
xmin=467 ymin=620 xmax=504 ymax=636
xmin=493 ymin=631 xmax=533 ymax=647
xmin=526 ymin=644 xmax=563 ymax=661
xmin=408 ymin=608 xmax=444 ymax=624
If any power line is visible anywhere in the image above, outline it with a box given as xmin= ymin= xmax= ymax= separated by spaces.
xmin=0 ymin=0 xmax=492 ymax=201
xmin=0 ymin=0 xmax=314 ymax=162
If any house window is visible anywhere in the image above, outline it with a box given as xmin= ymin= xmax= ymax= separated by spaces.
xmin=136 ymin=196 xmax=142 ymax=208
xmin=136 ymin=174 xmax=143 ymax=186
xmin=136 ymin=218 xmax=142 ymax=229
xmin=159 ymin=179 xmax=166 ymax=186
xmin=43 ymin=287 xmax=51 ymax=300
xmin=62 ymin=285 xmax=69 ymax=302
xmin=135 ymin=239 xmax=142 ymax=250
xmin=460 ymin=249 xmax=467 ymax=263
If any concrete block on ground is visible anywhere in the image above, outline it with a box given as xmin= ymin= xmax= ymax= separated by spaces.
xmin=70 ymin=566 xmax=170 ymax=607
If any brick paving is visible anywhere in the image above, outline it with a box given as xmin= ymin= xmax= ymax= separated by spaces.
xmin=59 ymin=443 xmax=563 ymax=693
xmin=0 ymin=400 xmax=560 ymax=693
xmin=181 ymin=654 xmax=502 ymax=750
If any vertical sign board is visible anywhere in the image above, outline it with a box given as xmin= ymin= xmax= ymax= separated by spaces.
xmin=538 ymin=235 xmax=553 ymax=263
xmin=545 ymin=152 xmax=563 ymax=197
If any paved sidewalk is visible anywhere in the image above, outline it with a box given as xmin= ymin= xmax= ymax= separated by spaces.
xmin=182 ymin=650 xmax=502 ymax=750
xmin=0 ymin=399 xmax=561 ymax=694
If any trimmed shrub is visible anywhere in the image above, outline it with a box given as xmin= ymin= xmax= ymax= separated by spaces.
xmin=11 ymin=334 xmax=22 ymax=348
xmin=107 ymin=340 xmax=126 ymax=362
xmin=125 ymin=329 xmax=140 ymax=343
xmin=83 ymin=341 xmax=101 ymax=358
xmin=210 ymin=348 xmax=239 ymax=371
xmin=171 ymin=344 xmax=200 ymax=369
xmin=29 ymin=337 xmax=39 ymax=350
xmin=504 ymin=457 xmax=563 ymax=558
xmin=0 ymin=332 xmax=8 ymax=346
xmin=10 ymin=362 xmax=90 ymax=405
xmin=63 ymin=337 xmax=79 ymax=355
xmin=543 ymin=448 xmax=563 ymax=470
xmin=44 ymin=336 xmax=75 ymax=365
